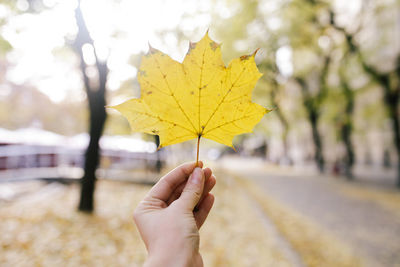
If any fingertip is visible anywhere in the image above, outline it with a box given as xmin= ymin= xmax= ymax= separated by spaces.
xmin=204 ymin=175 xmax=216 ymax=194
xmin=204 ymin=167 xmax=212 ymax=180
xmin=209 ymin=194 xmax=215 ymax=211
xmin=209 ymin=175 xmax=216 ymax=189
xmin=205 ymin=193 xmax=215 ymax=211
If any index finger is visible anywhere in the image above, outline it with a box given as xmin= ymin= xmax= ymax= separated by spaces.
xmin=146 ymin=161 xmax=203 ymax=202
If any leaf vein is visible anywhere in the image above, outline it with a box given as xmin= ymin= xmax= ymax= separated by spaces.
xmin=201 ymin=67 xmax=247 ymax=133
xmin=133 ymin=110 xmax=196 ymax=134
xmin=153 ymin=57 xmax=198 ymax=133
xmin=203 ymin=112 xmax=259 ymax=135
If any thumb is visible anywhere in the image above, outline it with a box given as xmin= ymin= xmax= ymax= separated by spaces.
xmin=177 ymin=167 xmax=205 ymax=211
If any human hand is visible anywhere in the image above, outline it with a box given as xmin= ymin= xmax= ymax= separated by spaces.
xmin=133 ymin=161 xmax=216 ymax=267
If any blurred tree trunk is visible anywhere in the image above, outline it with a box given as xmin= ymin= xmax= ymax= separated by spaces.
xmin=259 ymin=58 xmax=292 ymax=163
xmin=339 ymin=67 xmax=355 ymax=179
xmin=296 ymin=77 xmax=324 ymax=172
xmin=387 ymin=78 xmax=400 ymax=188
xmin=270 ymin=84 xmax=290 ymax=161
xmin=329 ymin=10 xmax=400 ymax=187
xmin=73 ymin=3 xmax=108 ymax=212
xmin=295 ymin=56 xmax=330 ymax=173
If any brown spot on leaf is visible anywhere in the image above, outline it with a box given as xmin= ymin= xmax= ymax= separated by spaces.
xmin=190 ymin=91 xmax=194 ymax=95
xmin=187 ymin=42 xmax=197 ymax=54
xmin=147 ymin=91 xmax=152 ymax=95
xmin=209 ymin=41 xmax=219 ymax=51
xmin=240 ymin=55 xmax=250 ymax=61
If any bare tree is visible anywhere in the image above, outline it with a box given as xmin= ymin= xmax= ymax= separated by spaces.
xmin=73 ymin=2 xmax=108 ymax=212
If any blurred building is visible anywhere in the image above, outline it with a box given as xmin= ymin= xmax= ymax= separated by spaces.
xmin=0 ymin=127 xmax=161 ymax=178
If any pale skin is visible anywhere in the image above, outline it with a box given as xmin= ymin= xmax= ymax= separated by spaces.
xmin=133 ymin=161 xmax=216 ymax=267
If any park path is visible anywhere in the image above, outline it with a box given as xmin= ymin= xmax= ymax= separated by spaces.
xmin=219 ymin=157 xmax=400 ymax=267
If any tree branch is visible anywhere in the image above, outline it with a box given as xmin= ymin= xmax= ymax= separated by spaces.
xmin=328 ymin=9 xmax=390 ymax=89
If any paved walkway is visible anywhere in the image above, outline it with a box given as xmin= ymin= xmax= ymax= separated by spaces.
xmin=221 ymin=158 xmax=400 ymax=267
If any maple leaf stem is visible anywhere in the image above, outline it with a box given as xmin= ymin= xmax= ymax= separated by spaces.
xmin=196 ymin=135 xmax=201 ymax=166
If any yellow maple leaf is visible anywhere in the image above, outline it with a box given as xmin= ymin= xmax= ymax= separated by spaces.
xmin=109 ymin=32 xmax=270 ymax=156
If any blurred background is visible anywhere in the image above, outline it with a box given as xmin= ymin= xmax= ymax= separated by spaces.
xmin=0 ymin=0 xmax=399 ymax=266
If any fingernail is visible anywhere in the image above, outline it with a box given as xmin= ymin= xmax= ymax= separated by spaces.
xmin=191 ymin=168 xmax=203 ymax=185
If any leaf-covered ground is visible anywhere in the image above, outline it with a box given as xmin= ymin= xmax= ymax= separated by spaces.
xmin=0 ymin=173 xmax=289 ymax=267
xmin=3 ymin=162 xmax=395 ymax=267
